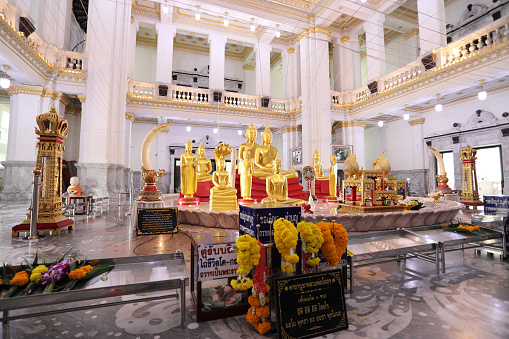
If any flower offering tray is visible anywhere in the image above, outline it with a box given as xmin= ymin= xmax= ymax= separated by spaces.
xmin=0 ymin=253 xmax=189 ymax=334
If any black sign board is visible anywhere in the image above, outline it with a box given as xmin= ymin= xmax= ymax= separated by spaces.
xmin=136 ymin=208 xmax=178 ymax=235
xmin=275 ymin=269 xmax=348 ymax=339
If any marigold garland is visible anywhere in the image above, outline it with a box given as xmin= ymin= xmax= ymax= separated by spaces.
xmin=297 ymin=221 xmax=324 ymax=267
xmin=10 ymin=270 xmax=29 ymax=286
xmin=274 ymin=218 xmax=299 ymax=273
xmin=231 ymin=234 xmax=260 ymax=291
xmin=317 ymin=222 xmax=348 ymax=267
xmin=68 ymin=268 xmax=87 ymax=280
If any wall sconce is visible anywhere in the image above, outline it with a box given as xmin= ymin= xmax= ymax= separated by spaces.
xmin=478 ymin=79 xmax=487 ymax=101
xmin=435 ymin=94 xmax=443 ymax=112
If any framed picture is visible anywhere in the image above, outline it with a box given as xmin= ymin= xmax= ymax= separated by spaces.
xmin=331 ymin=145 xmax=352 ymax=163
xmin=290 ymin=147 xmax=302 ymax=165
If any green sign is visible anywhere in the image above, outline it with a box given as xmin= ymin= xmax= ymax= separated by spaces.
xmin=136 ymin=208 xmax=178 ymax=235
xmin=275 ymin=269 xmax=348 ymax=339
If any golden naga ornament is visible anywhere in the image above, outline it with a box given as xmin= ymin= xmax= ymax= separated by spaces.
xmin=196 ymin=142 xmax=212 ymax=182
xmin=138 ymin=123 xmax=171 ymax=200
xmin=209 ymin=143 xmax=238 ymax=211
xmin=253 ymin=123 xmax=297 ymax=179
xmin=261 ymin=155 xmax=305 ymax=206
xmin=459 ymin=144 xmax=482 ymax=207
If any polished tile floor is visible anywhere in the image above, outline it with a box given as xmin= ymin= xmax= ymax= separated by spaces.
xmin=0 ymin=200 xmax=508 ymax=338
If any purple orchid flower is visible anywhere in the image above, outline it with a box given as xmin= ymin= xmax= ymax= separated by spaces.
xmin=39 ymin=259 xmax=71 ymax=285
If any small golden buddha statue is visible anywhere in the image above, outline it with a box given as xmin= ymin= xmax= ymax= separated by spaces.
xmin=238 ymin=150 xmax=254 ymax=200
xmin=254 ymin=123 xmax=297 ymax=179
xmin=238 ymin=121 xmax=260 ymax=162
xmin=329 ymin=155 xmax=337 ymax=197
xmin=196 ymin=142 xmax=212 ymax=182
xmin=312 ymin=149 xmax=328 ymax=180
xmin=261 ymin=155 xmax=305 ymax=206
xmin=180 ymin=139 xmax=197 ymax=199
xmin=209 ymin=143 xmax=238 ymax=211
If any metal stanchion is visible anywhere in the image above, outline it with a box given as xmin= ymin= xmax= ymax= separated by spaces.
xmin=28 ymin=169 xmax=41 ymax=240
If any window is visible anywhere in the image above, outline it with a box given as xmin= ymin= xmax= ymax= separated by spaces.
xmin=439 ymin=151 xmax=455 ymax=190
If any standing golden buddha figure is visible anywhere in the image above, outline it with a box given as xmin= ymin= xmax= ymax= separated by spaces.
xmin=238 ymin=150 xmax=255 ymax=204
xmin=312 ymin=149 xmax=328 ymax=180
xmin=261 ymin=155 xmax=305 ymax=206
xmin=238 ymin=121 xmax=260 ymax=162
xmin=324 ymin=155 xmax=338 ymax=202
xmin=178 ymin=139 xmax=199 ymax=206
xmin=196 ymin=142 xmax=212 ymax=182
xmin=209 ymin=143 xmax=238 ymax=211
xmin=254 ymin=123 xmax=297 ymax=179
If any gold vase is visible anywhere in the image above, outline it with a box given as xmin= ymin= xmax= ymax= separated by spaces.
xmin=343 ymin=154 xmax=359 ymax=179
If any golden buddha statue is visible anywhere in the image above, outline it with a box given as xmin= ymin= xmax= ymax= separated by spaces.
xmin=312 ymin=149 xmax=328 ymax=180
xmin=261 ymin=155 xmax=305 ymax=206
xmin=196 ymin=142 xmax=212 ymax=182
xmin=238 ymin=150 xmax=254 ymax=200
xmin=209 ymin=143 xmax=238 ymax=211
xmin=180 ymin=139 xmax=197 ymax=199
xmin=329 ymin=155 xmax=337 ymax=197
xmin=238 ymin=121 xmax=260 ymax=162
xmin=254 ymin=123 xmax=297 ymax=179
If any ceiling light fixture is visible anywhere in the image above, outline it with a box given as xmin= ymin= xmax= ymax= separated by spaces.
xmin=0 ymin=65 xmax=10 ymax=89
xmin=435 ymin=94 xmax=443 ymax=112
xmin=478 ymin=79 xmax=487 ymax=101
xmin=224 ymin=12 xmax=229 ymax=27
xmin=361 ymin=0 xmax=367 ymax=3
xmin=403 ymin=104 xmax=409 ymax=120
xmin=213 ymin=127 xmax=218 ymax=134
xmin=238 ymin=129 xmax=242 ymax=135
xmin=250 ymin=18 xmax=255 ymax=32
xmin=162 ymin=0 xmax=168 ymax=14
xmin=195 ymin=5 xmax=200 ymax=21
xmin=186 ymin=126 xmax=191 ymax=132
xmin=378 ymin=120 xmax=384 ymax=127
xmin=275 ymin=24 xmax=280 ymax=38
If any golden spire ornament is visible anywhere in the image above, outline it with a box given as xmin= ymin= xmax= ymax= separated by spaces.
xmin=459 ymin=145 xmax=483 ymax=208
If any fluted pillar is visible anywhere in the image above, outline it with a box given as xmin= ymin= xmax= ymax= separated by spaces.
xmin=417 ymin=0 xmax=446 ymax=55
xmin=127 ymin=20 xmax=139 ymax=79
xmin=208 ymin=33 xmax=227 ymax=91
xmin=255 ymin=43 xmax=272 ymax=97
xmin=364 ymin=14 xmax=386 ymax=82
xmin=155 ymin=23 xmax=177 ymax=84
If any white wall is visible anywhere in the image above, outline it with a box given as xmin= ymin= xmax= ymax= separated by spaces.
xmin=270 ymin=61 xmax=283 ymax=99
xmin=172 ymin=49 xmax=245 ymax=81
xmin=130 ymin=122 xmax=159 ymax=171
xmin=360 ymin=53 xmax=368 ymax=86
xmin=134 ymin=44 xmax=157 ymax=82
xmin=385 ymin=35 xmax=419 ymax=75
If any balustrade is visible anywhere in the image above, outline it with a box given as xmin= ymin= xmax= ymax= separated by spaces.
xmin=224 ymin=93 xmax=258 ymax=109
xmin=171 ymin=86 xmax=210 ymax=103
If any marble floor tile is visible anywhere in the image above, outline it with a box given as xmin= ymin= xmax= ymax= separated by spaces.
xmin=0 ymin=201 xmax=507 ymax=338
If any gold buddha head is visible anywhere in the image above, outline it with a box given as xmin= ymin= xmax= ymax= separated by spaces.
xmin=185 ymin=139 xmax=193 ymax=153
xmin=272 ymin=154 xmax=282 ymax=174
xmin=261 ymin=123 xmax=273 ymax=144
xmin=330 ymin=155 xmax=336 ymax=165
xmin=245 ymin=121 xmax=257 ymax=142
xmin=197 ymin=142 xmax=205 ymax=158
xmin=313 ymin=149 xmax=320 ymax=161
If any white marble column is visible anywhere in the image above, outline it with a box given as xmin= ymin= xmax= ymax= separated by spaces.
xmin=78 ymin=0 xmax=131 ymax=197
xmin=331 ymin=36 xmax=341 ymax=92
xmin=208 ymin=33 xmax=227 ymax=91
xmin=63 ymin=109 xmax=81 ymax=162
xmin=417 ymin=0 xmax=446 ymax=55
xmin=1 ymin=86 xmax=43 ymax=200
xmin=409 ymin=118 xmax=426 ymax=169
xmin=338 ymin=34 xmax=362 ymax=91
xmin=363 ymin=14 xmax=386 ymax=82
xmin=281 ymin=126 xmax=302 ymax=171
xmin=155 ymin=23 xmax=176 ymax=84
xmin=341 ymin=121 xmax=367 ymax=169
xmin=282 ymin=47 xmax=298 ymax=99
xmin=299 ymin=27 xmax=332 ymax=167
xmin=127 ymin=20 xmax=139 ymax=79
xmin=255 ymin=43 xmax=272 ymax=97
xmin=243 ymin=65 xmax=255 ymax=95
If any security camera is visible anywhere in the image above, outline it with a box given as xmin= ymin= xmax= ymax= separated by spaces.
xmin=453 ymin=123 xmax=460 ymax=127
xmin=502 ymin=112 xmax=509 ymax=117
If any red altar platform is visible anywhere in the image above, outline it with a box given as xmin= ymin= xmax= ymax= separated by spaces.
xmin=12 ymin=219 xmax=74 ymax=237
xmin=234 ymin=173 xmax=307 ymax=201
xmin=314 ymin=179 xmax=330 ymax=199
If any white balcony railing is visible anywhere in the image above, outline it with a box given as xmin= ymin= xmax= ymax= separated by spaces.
xmin=224 ymin=92 xmax=257 ymax=109
xmin=440 ymin=13 xmax=509 ymax=67
xmin=172 ymin=86 xmax=209 ymax=103
xmin=380 ymin=60 xmax=422 ymax=91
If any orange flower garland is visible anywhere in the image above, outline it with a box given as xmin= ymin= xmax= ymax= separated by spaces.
xmin=317 ymin=222 xmax=348 ymax=267
xmin=10 ymin=270 xmax=29 ymax=286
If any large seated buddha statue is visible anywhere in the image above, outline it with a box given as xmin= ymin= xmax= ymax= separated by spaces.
xmin=196 ymin=142 xmax=212 ymax=182
xmin=261 ymin=155 xmax=305 ymax=206
xmin=312 ymin=149 xmax=329 ymax=180
xmin=253 ymin=123 xmax=297 ymax=179
xmin=209 ymin=143 xmax=238 ymax=211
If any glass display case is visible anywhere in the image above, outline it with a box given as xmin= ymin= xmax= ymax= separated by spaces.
xmin=471 ymin=213 xmax=509 ymax=234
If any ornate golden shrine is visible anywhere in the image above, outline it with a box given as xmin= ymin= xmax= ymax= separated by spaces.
xmin=13 ymin=107 xmax=74 ymax=236
xmin=338 ymin=152 xmax=406 ymax=213
xmin=459 ymin=144 xmax=483 ymax=207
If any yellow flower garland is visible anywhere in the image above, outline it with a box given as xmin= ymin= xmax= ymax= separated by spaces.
xmin=274 ymin=218 xmax=299 ymax=273
xmin=297 ymin=221 xmax=324 ymax=267
xmin=231 ymin=234 xmax=260 ymax=290
xmin=30 ymin=265 xmax=48 ymax=284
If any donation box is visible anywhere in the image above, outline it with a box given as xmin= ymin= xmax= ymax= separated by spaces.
xmin=239 ymin=204 xmax=301 ymax=244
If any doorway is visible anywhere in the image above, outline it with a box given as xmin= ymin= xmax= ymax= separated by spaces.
xmin=474 ymin=145 xmax=503 ymax=197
